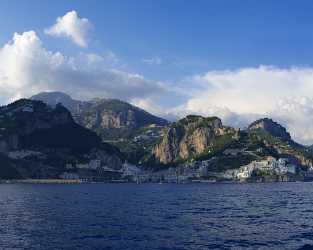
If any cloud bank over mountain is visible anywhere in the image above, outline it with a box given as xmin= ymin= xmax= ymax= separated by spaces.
xmin=0 ymin=30 xmax=165 ymax=104
xmin=170 ymin=66 xmax=313 ymax=144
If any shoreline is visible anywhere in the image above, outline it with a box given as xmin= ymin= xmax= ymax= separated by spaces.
xmin=0 ymin=178 xmax=311 ymax=184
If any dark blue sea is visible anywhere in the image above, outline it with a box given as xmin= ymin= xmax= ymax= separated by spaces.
xmin=1 ymin=183 xmax=313 ymax=250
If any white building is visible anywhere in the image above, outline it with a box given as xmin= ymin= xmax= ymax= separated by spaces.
xmin=236 ymin=157 xmax=297 ymax=179
xmin=122 ymin=162 xmax=142 ymax=176
xmin=8 ymin=150 xmax=43 ymax=160
xmin=89 ymin=159 xmax=101 ymax=170
xmin=76 ymin=159 xmax=101 ymax=170
xmin=76 ymin=163 xmax=89 ymax=169
xmin=66 ymin=163 xmax=74 ymax=169
xmin=59 ymin=172 xmax=79 ymax=180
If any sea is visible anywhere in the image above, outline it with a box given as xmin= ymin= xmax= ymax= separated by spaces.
xmin=1 ymin=182 xmax=313 ymax=250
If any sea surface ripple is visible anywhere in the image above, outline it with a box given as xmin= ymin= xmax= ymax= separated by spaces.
xmin=0 ymin=183 xmax=313 ymax=249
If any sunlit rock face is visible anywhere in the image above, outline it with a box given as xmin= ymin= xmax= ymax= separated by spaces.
xmin=152 ymin=115 xmax=237 ymax=164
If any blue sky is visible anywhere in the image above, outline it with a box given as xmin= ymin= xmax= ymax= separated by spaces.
xmin=2 ymin=1 xmax=313 ymax=144
xmin=3 ymin=0 xmax=313 ymax=80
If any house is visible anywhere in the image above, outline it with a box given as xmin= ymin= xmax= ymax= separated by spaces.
xmin=8 ymin=150 xmax=43 ymax=159
xmin=60 ymin=172 xmax=79 ymax=180
xmin=122 ymin=162 xmax=142 ymax=176
xmin=76 ymin=163 xmax=89 ymax=169
xmin=285 ymin=164 xmax=297 ymax=174
xmin=237 ymin=171 xmax=251 ymax=179
xmin=76 ymin=159 xmax=101 ymax=170
xmin=223 ymin=148 xmax=243 ymax=156
xmin=66 ymin=163 xmax=74 ymax=169
xmin=236 ymin=165 xmax=255 ymax=179
xmin=89 ymin=159 xmax=101 ymax=170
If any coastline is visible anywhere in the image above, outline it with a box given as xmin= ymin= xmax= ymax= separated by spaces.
xmin=0 ymin=178 xmax=309 ymax=184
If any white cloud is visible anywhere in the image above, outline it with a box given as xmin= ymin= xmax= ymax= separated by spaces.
xmin=183 ymin=66 xmax=313 ymax=114
xmin=142 ymin=56 xmax=162 ymax=65
xmin=131 ymin=97 xmax=167 ymax=117
xmin=173 ymin=66 xmax=313 ymax=144
xmin=45 ymin=10 xmax=91 ymax=47
xmin=269 ymin=97 xmax=313 ymax=145
xmin=4 ymin=21 xmax=313 ymax=145
xmin=0 ymin=31 xmax=165 ymax=105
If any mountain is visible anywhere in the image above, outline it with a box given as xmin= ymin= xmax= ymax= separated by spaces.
xmin=143 ymin=115 xmax=239 ymax=167
xmin=75 ymin=98 xmax=168 ymax=139
xmin=142 ymin=115 xmax=313 ymax=172
xmin=31 ymin=92 xmax=168 ymax=139
xmin=31 ymin=91 xmax=169 ymax=164
xmin=31 ymin=92 xmax=83 ymax=112
xmin=248 ymin=118 xmax=291 ymax=141
xmin=29 ymin=92 xmax=313 ymax=179
xmin=0 ymin=99 xmax=123 ymax=179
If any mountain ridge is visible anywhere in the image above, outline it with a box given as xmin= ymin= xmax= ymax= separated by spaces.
xmin=1 ymin=93 xmax=313 ymax=182
xmin=31 ymin=91 xmax=168 ymax=140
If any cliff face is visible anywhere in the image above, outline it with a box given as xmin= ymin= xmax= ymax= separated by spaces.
xmin=32 ymin=92 xmax=168 ymax=140
xmin=246 ymin=118 xmax=313 ymax=169
xmin=248 ymin=118 xmax=291 ymax=141
xmin=151 ymin=115 xmax=238 ymax=165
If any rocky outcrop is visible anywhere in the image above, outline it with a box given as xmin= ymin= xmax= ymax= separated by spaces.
xmin=248 ymin=118 xmax=291 ymax=141
xmin=151 ymin=115 xmax=238 ymax=165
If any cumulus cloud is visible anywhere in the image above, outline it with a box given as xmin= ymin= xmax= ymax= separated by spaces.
xmin=0 ymin=31 xmax=165 ymax=104
xmin=183 ymin=66 xmax=313 ymax=114
xmin=45 ymin=10 xmax=91 ymax=47
xmin=4 ymin=19 xmax=313 ymax=145
xmin=269 ymin=97 xmax=313 ymax=145
xmin=174 ymin=66 xmax=313 ymax=144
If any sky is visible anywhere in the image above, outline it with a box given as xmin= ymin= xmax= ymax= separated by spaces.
xmin=2 ymin=1 xmax=313 ymax=144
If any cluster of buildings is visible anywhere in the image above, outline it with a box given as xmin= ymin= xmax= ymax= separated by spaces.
xmin=132 ymin=124 xmax=164 ymax=144
xmin=60 ymin=159 xmax=106 ymax=179
xmin=8 ymin=150 xmax=44 ymax=160
xmin=234 ymin=157 xmax=297 ymax=180
xmin=65 ymin=159 xmax=101 ymax=170
xmin=127 ymin=157 xmax=300 ymax=183
xmin=58 ymin=155 xmax=301 ymax=183
xmin=122 ymin=161 xmax=215 ymax=183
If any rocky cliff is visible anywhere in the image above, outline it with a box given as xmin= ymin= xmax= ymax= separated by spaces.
xmin=142 ymin=115 xmax=313 ymax=174
xmin=148 ymin=115 xmax=238 ymax=165
xmin=246 ymin=119 xmax=313 ymax=170
xmin=248 ymin=118 xmax=291 ymax=141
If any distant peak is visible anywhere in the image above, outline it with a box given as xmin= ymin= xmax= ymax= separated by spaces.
xmin=31 ymin=91 xmax=73 ymax=100
xmin=248 ymin=117 xmax=291 ymax=140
